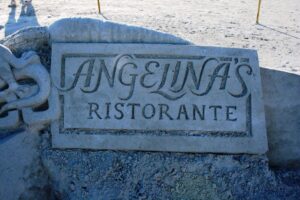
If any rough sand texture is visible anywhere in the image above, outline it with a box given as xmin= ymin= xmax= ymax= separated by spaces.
xmin=0 ymin=0 xmax=299 ymax=74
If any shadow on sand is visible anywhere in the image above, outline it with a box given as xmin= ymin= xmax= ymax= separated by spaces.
xmin=258 ymin=24 xmax=300 ymax=40
xmin=5 ymin=3 xmax=40 ymax=37
xmin=260 ymin=68 xmax=300 ymax=167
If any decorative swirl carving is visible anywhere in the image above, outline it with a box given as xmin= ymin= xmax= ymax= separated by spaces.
xmin=0 ymin=44 xmax=60 ymax=130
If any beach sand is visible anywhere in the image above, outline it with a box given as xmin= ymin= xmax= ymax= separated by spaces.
xmin=0 ymin=0 xmax=299 ymax=74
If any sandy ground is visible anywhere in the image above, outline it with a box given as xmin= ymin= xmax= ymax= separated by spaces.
xmin=0 ymin=0 xmax=299 ymax=74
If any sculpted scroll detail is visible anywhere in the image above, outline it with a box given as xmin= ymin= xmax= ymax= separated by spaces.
xmin=0 ymin=44 xmax=60 ymax=130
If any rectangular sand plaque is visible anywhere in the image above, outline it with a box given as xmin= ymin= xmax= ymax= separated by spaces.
xmin=51 ymin=43 xmax=268 ymax=153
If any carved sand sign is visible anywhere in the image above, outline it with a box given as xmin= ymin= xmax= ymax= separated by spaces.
xmin=51 ymin=43 xmax=267 ymax=153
